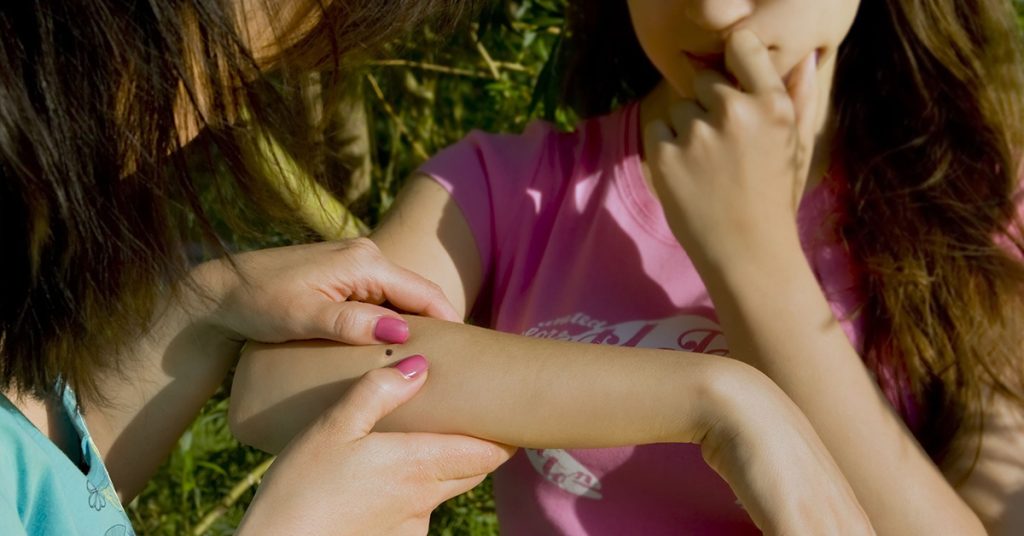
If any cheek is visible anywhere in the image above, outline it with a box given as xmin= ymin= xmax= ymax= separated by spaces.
xmin=627 ymin=0 xmax=673 ymax=61
xmin=770 ymin=3 xmax=856 ymax=72
xmin=627 ymin=0 xmax=691 ymax=91
xmin=815 ymin=0 xmax=860 ymax=49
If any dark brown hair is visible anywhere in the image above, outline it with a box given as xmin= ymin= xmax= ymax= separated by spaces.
xmin=0 ymin=0 xmax=474 ymax=406
xmin=560 ymin=0 xmax=1024 ymax=468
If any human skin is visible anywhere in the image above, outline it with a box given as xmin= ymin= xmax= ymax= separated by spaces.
xmin=632 ymin=0 xmax=1022 ymax=533
xmin=233 ymin=317 xmax=872 ymax=534
xmin=3 ymin=2 xmax=514 ymax=530
xmin=236 ymin=1 xmax=1022 ymax=534
xmin=9 ymin=240 xmax=463 ymax=498
xmin=236 ymin=363 xmax=517 ymax=536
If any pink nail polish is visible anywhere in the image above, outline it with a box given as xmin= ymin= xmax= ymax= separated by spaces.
xmin=393 ymin=355 xmax=428 ymax=379
xmin=374 ymin=317 xmax=409 ymax=344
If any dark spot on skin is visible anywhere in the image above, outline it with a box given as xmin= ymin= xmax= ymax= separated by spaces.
xmin=385 ymin=349 xmax=394 ymax=357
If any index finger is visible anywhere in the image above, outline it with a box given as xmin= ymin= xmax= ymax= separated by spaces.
xmin=376 ymin=262 xmax=462 ymax=322
xmin=725 ymin=30 xmax=786 ymax=95
xmin=407 ymin=433 xmax=517 ymax=481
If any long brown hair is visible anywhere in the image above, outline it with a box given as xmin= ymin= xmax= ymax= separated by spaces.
xmin=560 ymin=0 xmax=1024 ymax=468
xmin=834 ymin=0 xmax=1024 ymax=468
xmin=0 ymin=0 xmax=474 ymax=406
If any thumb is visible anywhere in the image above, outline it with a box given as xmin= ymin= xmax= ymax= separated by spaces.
xmin=305 ymin=300 xmax=409 ymax=345
xmin=320 ymin=355 xmax=430 ymax=443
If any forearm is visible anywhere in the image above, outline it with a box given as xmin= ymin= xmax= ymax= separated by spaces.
xmin=229 ymin=315 xmax=755 ymax=453
xmin=697 ymin=238 xmax=985 ymax=535
xmin=90 ymin=261 xmax=242 ymax=501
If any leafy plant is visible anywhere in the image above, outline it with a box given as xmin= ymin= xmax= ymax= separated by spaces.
xmin=129 ymin=3 xmax=565 ymax=535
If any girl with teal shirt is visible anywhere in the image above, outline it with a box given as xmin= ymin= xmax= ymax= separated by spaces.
xmin=0 ymin=1 xmax=512 ymax=534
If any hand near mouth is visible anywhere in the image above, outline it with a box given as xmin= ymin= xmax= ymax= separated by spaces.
xmin=643 ymin=28 xmax=820 ymax=269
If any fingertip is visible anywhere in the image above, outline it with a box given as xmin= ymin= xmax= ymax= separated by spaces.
xmin=324 ymin=363 xmax=428 ymax=439
xmin=381 ymin=265 xmax=462 ymax=323
xmin=431 ymin=302 xmax=463 ymax=324
xmin=728 ymin=29 xmax=761 ymax=54
xmin=495 ymin=443 xmax=519 ymax=460
xmin=391 ymin=354 xmax=429 ymax=380
xmin=374 ymin=315 xmax=410 ymax=344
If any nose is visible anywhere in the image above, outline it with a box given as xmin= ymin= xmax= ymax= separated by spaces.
xmin=685 ymin=0 xmax=754 ymax=32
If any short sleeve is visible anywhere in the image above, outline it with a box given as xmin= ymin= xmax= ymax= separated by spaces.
xmin=417 ymin=121 xmax=571 ymax=286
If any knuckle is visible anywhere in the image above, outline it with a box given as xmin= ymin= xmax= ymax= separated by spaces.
xmin=343 ymin=369 xmax=395 ymax=412
xmin=346 ymin=236 xmax=381 ymax=257
xmin=426 ymin=279 xmax=446 ymax=297
xmin=728 ymin=99 xmax=758 ymax=125
xmin=404 ymin=454 xmax=431 ymax=483
xmin=654 ymin=147 xmax=682 ymax=172
xmin=330 ymin=306 xmax=366 ymax=338
xmin=689 ymin=119 xmax=715 ymax=141
xmin=765 ymin=92 xmax=795 ymax=122
xmin=720 ymin=96 xmax=742 ymax=122
xmin=360 ymin=367 xmax=397 ymax=395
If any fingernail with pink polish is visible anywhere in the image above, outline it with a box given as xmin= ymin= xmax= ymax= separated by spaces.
xmin=393 ymin=354 xmax=428 ymax=379
xmin=374 ymin=317 xmax=409 ymax=344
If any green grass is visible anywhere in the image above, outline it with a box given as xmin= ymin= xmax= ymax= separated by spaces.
xmin=126 ymin=385 xmax=502 ymax=535
xmin=129 ymin=3 xmax=563 ymax=534
xmin=129 ymin=4 xmax=1024 ymax=533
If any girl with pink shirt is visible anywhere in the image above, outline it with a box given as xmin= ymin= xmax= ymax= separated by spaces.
xmin=232 ymin=0 xmax=1024 ymax=533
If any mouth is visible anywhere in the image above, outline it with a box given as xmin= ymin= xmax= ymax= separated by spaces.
xmin=684 ymin=47 xmax=824 ymax=87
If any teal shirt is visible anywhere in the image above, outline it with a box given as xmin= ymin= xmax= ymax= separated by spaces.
xmin=0 ymin=388 xmax=135 ymax=535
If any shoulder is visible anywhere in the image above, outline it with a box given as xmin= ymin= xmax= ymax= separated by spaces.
xmin=419 ymin=119 xmax=577 ymax=186
xmin=420 ymin=105 xmax=635 ymax=184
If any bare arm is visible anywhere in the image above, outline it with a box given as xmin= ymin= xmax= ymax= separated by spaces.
xmin=952 ymin=395 xmax=1024 ymax=536
xmin=637 ymin=31 xmax=1006 ymax=535
xmin=229 ymin=175 xmax=874 ymax=533
xmin=694 ymin=242 xmax=993 ymax=535
xmin=718 ymin=252 xmax=1024 ymax=535
xmin=86 ymin=265 xmax=241 ymax=502
xmin=225 ymin=175 xmax=770 ymax=452
xmin=230 ymin=308 xmax=875 ymax=534
xmin=230 ymin=315 xmax=734 ymax=453
xmin=87 ymin=240 xmax=458 ymax=502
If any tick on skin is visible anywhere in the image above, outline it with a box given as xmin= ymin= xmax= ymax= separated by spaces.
xmin=385 ymin=349 xmax=394 ymax=357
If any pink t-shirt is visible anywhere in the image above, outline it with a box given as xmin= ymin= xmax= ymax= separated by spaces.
xmin=419 ymin=103 xmax=866 ymax=534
